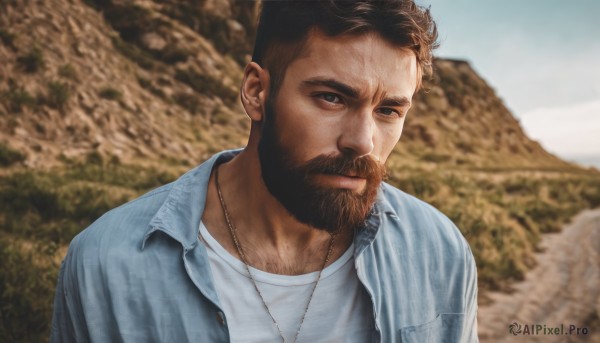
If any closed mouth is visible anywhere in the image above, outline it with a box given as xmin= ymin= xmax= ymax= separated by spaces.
xmin=322 ymin=171 xmax=364 ymax=178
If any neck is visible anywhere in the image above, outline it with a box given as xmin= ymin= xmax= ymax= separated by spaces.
xmin=219 ymin=147 xmax=338 ymax=249
xmin=201 ymin=146 xmax=353 ymax=274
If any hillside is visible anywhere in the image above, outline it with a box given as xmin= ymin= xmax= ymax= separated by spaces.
xmin=1 ymin=0 xmax=599 ymax=341
xmin=0 ymin=0 xmax=570 ymax=170
xmin=1 ymin=0 xmax=256 ymax=167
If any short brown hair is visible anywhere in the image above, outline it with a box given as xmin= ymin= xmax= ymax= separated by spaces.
xmin=252 ymin=0 xmax=439 ymax=93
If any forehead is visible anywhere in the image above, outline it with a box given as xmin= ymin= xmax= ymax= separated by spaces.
xmin=286 ymin=30 xmax=418 ymax=98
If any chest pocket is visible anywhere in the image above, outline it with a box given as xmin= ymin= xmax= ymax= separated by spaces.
xmin=399 ymin=313 xmax=465 ymax=343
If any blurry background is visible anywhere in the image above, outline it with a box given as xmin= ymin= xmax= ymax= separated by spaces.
xmin=0 ymin=0 xmax=598 ymax=341
xmin=420 ymin=0 xmax=600 ymax=168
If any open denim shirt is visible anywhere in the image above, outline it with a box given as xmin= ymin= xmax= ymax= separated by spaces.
xmin=51 ymin=149 xmax=478 ymax=342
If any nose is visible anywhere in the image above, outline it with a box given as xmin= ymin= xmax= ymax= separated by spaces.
xmin=337 ymin=110 xmax=375 ymax=157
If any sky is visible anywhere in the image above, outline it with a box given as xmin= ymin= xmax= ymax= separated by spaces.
xmin=416 ymin=0 xmax=600 ymax=167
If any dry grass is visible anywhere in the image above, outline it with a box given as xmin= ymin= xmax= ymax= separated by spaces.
xmin=389 ymin=165 xmax=600 ymax=291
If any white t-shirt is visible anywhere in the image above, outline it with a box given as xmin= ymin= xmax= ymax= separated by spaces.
xmin=199 ymin=222 xmax=374 ymax=342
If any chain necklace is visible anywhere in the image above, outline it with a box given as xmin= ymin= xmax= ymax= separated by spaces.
xmin=214 ymin=165 xmax=336 ymax=343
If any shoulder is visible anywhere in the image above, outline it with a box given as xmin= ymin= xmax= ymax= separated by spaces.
xmin=378 ymin=182 xmax=461 ymax=236
xmin=376 ymin=182 xmax=472 ymax=261
xmin=362 ymin=184 xmax=478 ymax=334
xmin=61 ymin=182 xmax=175 ymax=282
xmin=375 ymin=182 xmax=477 ymax=295
xmin=71 ymin=182 xmax=173 ymax=252
xmin=55 ymin=182 xmax=179 ymax=326
xmin=61 ymin=150 xmax=229 ymax=273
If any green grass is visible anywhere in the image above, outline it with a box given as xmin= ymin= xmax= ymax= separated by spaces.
xmin=0 ymin=158 xmax=180 ymax=341
xmin=389 ymin=169 xmax=600 ymax=291
xmin=0 ymin=142 xmax=26 ymax=166
xmin=0 ymin=158 xmax=177 ymax=244
xmin=0 ymin=157 xmax=598 ymax=340
xmin=0 ymin=236 xmax=58 ymax=343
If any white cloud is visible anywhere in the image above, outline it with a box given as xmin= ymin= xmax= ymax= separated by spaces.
xmin=520 ymin=99 xmax=600 ymax=157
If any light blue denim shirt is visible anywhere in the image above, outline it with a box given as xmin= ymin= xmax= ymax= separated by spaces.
xmin=51 ymin=149 xmax=478 ymax=342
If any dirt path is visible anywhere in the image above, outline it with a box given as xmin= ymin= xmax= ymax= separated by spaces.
xmin=478 ymin=209 xmax=600 ymax=342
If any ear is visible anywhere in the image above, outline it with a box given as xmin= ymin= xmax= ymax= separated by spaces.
xmin=240 ymin=62 xmax=270 ymax=122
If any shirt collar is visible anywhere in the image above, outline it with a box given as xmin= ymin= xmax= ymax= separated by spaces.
xmin=372 ymin=186 xmax=396 ymax=216
xmin=142 ymin=149 xmax=242 ymax=250
xmin=142 ymin=149 xmax=398 ymax=250
xmin=352 ymin=185 xmax=397 ymax=256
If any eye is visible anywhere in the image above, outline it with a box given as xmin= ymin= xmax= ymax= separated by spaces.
xmin=316 ymin=93 xmax=342 ymax=104
xmin=377 ymin=107 xmax=401 ymax=117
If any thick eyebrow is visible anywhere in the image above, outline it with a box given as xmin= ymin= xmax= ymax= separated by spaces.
xmin=380 ymin=96 xmax=411 ymax=108
xmin=301 ymin=77 xmax=360 ymax=98
xmin=301 ymin=77 xmax=411 ymax=108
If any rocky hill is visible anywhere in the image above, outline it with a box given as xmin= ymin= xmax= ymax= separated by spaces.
xmin=407 ymin=58 xmax=567 ymax=168
xmin=1 ymin=0 xmax=256 ymax=168
xmin=0 ymin=0 xmax=569 ymax=170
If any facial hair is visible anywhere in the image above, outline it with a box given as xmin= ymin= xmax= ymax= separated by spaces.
xmin=257 ymin=100 xmax=387 ymax=234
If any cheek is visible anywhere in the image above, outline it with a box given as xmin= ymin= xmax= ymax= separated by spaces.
xmin=275 ymin=97 xmax=340 ymax=160
xmin=272 ymin=115 xmax=324 ymax=164
xmin=375 ymin=119 xmax=405 ymax=161
xmin=287 ymin=119 xmax=338 ymax=161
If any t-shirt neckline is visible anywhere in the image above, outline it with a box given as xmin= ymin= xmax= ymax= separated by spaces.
xmin=199 ymin=221 xmax=354 ymax=286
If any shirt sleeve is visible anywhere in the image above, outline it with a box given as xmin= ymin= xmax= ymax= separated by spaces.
xmin=50 ymin=260 xmax=77 ymax=343
xmin=50 ymin=239 xmax=92 ymax=343
xmin=461 ymin=244 xmax=479 ymax=342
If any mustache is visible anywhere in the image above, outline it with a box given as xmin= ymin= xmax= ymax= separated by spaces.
xmin=297 ymin=153 xmax=386 ymax=180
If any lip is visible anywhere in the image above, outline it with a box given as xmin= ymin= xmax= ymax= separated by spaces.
xmin=312 ymin=173 xmax=367 ymax=191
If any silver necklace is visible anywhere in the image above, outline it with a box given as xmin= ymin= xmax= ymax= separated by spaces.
xmin=214 ymin=165 xmax=336 ymax=343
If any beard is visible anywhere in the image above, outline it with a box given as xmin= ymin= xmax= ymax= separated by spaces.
xmin=257 ymin=100 xmax=387 ymax=234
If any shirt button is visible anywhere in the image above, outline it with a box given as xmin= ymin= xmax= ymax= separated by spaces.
xmin=216 ymin=311 xmax=225 ymax=325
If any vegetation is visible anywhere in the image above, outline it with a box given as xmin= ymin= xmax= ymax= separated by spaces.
xmin=173 ymin=91 xmax=202 ymax=115
xmin=2 ymin=84 xmax=36 ymax=113
xmin=1 ymin=155 xmax=598 ymax=340
xmin=0 ymin=237 xmax=58 ymax=343
xmin=161 ymin=2 xmax=255 ymax=66
xmin=175 ymin=68 xmax=238 ymax=104
xmin=98 ymin=86 xmax=122 ymax=100
xmin=0 ymin=28 xmax=16 ymax=50
xmin=16 ymin=47 xmax=45 ymax=73
xmin=2 ymin=79 xmax=70 ymax=112
xmin=45 ymin=81 xmax=71 ymax=110
xmin=0 ymin=156 xmax=178 ymax=340
xmin=389 ymin=169 xmax=600 ymax=291
xmin=0 ymin=142 xmax=26 ymax=166
xmin=111 ymin=35 xmax=160 ymax=71
xmin=58 ymin=64 xmax=78 ymax=81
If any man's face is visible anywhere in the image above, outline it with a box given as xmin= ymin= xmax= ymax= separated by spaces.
xmin=258 ymin=30 xmax=418 ymax=233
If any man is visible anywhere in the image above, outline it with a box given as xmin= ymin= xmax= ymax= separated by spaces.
xmin=51 ymin=1 xmax=478 ymax=342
